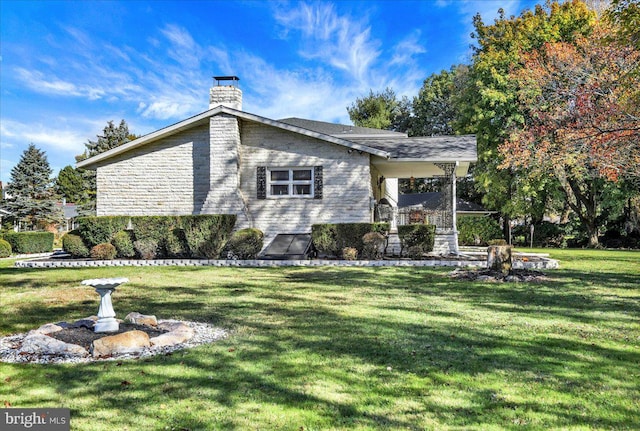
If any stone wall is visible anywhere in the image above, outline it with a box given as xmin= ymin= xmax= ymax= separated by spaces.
xmin=239 ymin=121 xmax=373 ymax=244
xmin=95 ymin=125 xmax=210 ymax=215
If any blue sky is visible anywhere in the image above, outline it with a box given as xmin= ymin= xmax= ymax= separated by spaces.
xmin=0 ymin=0 xmax=539 ymax=184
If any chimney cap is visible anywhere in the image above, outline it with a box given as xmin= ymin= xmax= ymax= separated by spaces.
xmin=213 ymin=76 xmax=240 ymax=86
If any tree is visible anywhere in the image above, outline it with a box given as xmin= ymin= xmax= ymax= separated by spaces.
xmin=500 ymin=24 xmax=640 ymax=246
xmin=56 ymin=165 xmax=85 ymax=203
xmin=84 ymin=119 xmax=134 ymax=158
xmin=462 ymin=0 xmax=596 ymax=239
xmin=5 ymin=144 xmax=62 ymax=230
xmin=347 ymin=88 xmax=411 ymax=132
xmin=410 ymin=65 xmax=470 ymax=137
xmin=74 ymin=119 xmax=135 ymax=215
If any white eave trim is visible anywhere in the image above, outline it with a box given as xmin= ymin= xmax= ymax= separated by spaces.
xmin=77 ymin=106 xmax=390 ymax=169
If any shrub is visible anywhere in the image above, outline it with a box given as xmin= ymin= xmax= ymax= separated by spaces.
xmin=3 ymin=231 xmax=54 ymax=254
xmin=77 ymin=216 xmax=129 ymax=248
xmin=0 ymin=239 xmax=12 ymax=258
xmin=90 ymin=243 xmax=117 ymax=260
xmin=342 ymin=247 xmax=358 ymax=261
xmin=181 ymin=215 xmax=237 ymax=259
xmin=362 ymin=231 xmax=386 ymax=260
xmin=134 ymin=238 xmax=159 ymax=260
xmin=76 ymin=215 xmax=236 ymax=259
xmin=164 ymin=228 xmax=189 ymax=258
xmin=111 ymin=230 xmax=136 ymax=258
xmin=457 ymin=216 xmax=503 ymax=246
xmin=398 ymin=224 xmax=436 ymax=257
xmin=62 ymin=232 xmax=90 ymax=258
xmin=312 ymin=223 xmax=390 ymax=257
xmin=223 ymin=228 xmax=264 ymax=259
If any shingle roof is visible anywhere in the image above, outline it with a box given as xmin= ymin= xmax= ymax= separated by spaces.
xmin=278 ymin=117 xmax=407 ymax=137
xmin=278 ymin=118 xmax=476 ymax=162
xmin=349 ymin=135 xmax=477 ymax=161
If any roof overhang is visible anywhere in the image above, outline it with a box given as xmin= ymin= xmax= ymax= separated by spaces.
xmin=77 ymin=106 xmax=390 ymax=169
xmin=371 ymin=159 xmax=471 ymax=178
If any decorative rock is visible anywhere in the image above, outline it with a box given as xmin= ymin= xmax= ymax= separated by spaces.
xmin=21 ymin=333 xmax=88 ymax=357
xmin=91 ymin=330 xmax=150 ymax=358
xmin=150 ymin=328 xmax=195 ymax=347
xmin=151 ymin=321 xmax=195 ymax=347
xmin=157 ymin=321 xmax=191 ymax=332
xmin=32 ymin=323 xmax=64 ymax=335
xmin=125 ymin=312 xmax=158 ymax=327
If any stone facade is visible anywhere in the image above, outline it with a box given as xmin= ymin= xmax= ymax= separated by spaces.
xmin=96 ymin=125 xmax=210 ymax=216
xmin=94 ymin=115 xmax=374 ymax=245
xmin=240 ymin=121 xmax=373 ymax=244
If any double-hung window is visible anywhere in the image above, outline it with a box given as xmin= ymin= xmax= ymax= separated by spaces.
xmin=268 ymin=168 xmax=314 ymax=198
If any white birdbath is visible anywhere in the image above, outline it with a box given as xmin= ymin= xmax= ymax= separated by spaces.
xmin=82 ymin=278 xmax=129 ymax=333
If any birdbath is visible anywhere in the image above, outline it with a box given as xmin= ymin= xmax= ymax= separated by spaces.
xmin=82 ymin=278 xmax=129 ymax=333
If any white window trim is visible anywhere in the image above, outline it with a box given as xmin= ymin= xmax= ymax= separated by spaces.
xmin=267 ymin=167 xmax=315 ymax=199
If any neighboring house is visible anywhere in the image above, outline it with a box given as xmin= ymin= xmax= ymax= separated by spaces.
xmin=77 ymin=77 xmax=477 ymax=254
xmin=56 ymin=201 xmax=79 ymax=232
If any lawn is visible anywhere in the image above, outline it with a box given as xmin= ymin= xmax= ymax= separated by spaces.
xmin=1 ymin=249 xmax=639 ymax=430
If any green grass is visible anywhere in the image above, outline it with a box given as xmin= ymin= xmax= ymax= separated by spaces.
xmin=1 ymin=249 xmax=639 ymax=430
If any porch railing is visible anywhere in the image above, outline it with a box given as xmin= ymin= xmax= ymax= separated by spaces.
xmin=375 ymin=205 xmax=447 ymax=229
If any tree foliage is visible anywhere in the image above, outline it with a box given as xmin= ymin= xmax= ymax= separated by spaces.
xmin=83 ymin=119 xmax=134 ymax=158
xmin=347 ymin=88 xmax=411 ymax=132
xmin=461 ymin=0 xmax=596 ymax=237
xmin=500 ymin=23 xmax=640 ymax=246
xmin=5 ymin=144 xmax=62 ymax=230
xmin=71 ymin=119 xmax=135 ymax=216
xmin=410 ymin=65 xmax=470 ymax=137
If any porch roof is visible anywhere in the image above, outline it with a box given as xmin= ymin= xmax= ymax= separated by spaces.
xmin=348 ymin=135 xmax=477 ymax=162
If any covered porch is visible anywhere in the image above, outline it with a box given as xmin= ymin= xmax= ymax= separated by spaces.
xmin=361 ymin=135 xmax=477 ymax=255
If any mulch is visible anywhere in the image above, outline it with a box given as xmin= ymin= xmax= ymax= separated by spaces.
xmin=49 ymin=323 xmax=167 ymax=351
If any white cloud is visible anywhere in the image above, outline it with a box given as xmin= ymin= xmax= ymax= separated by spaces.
xmin=1 ymin=118 xmax=89 ymax=154
xmin=274 ymin=2 xmax=381 ymax=83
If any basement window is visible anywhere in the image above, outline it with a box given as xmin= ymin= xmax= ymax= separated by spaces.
xmin=268 ymin=168 xmax=314 ymax=198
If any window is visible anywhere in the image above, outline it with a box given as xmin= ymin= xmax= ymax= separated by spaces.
xmin=268 ymin=168 xmax=314 ymax=198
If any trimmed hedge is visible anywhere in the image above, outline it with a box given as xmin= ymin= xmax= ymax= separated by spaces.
xmin=312 ymin=223 xmax=390 ymax=258
xmin=111 ymin=230 xmax=136 ymax=258
xmin=3 ymin=231 xmax=54 ymax=254
xmin=0 ymin=239 xmax=12 ymax=258
xmin=223 ymin=228 xmax=264 ymax=259
xmin=398 ymin=224 xmax=436 ymax=258
xmin=62 ymin=231 xmax=90 ymax=258
xmin=457 ymin=216 xmax=503 ymax=246
xmin=76 ymin=215 xmax=237 ymax=259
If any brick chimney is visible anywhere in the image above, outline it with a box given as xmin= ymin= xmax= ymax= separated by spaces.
xmin=209 ymin=76 xmax=242 ymax=111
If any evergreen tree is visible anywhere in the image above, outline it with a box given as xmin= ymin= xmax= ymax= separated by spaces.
xmin=5 ymin=144 xmax=62 ymax=230
xmin=75 ymin=119 xmax=134 ymax=215
xmin=85 ymin=119 xmax=133 ymax=157
xmin=56 ymin=165 xmax=86 ymax=203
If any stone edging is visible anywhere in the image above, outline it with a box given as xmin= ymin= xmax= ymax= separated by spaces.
xmin=14 ymin=256 xmax=559 ymax=269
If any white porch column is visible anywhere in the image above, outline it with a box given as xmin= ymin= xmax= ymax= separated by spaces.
xmin=383 ymin=178 xmax=399 ymax=230
xmin=435 ymin=162 xmax=459 ymax=254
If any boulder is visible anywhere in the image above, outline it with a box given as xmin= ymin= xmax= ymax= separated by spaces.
xmin=151 ymin=321 xmax=195 ymax=347
xmin=21 ymin=333 xmax=88 ymax=357
xmin=125 ymin=312 xmax=158 ymax=327
xmin=91 ymin=330 xmax=150 ymax=358
xmin=32 ymin=323 xmax=63 ymax=335
xmin=157 ymin=321 xmax=191 ymax=333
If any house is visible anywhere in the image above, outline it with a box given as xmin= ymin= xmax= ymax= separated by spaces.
xmin=77 ymin=77 xmax=477 ymax=255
